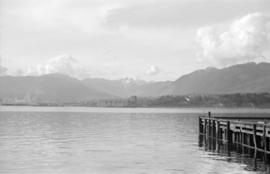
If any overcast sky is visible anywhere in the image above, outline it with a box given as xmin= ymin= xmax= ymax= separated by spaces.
xmin=0 ymin=0 xmax=270 ymax=80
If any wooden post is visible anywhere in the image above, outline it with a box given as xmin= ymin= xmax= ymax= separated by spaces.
xmin=211 ymin=120 xmax=214 ymax=138
xmin=212 ymin=120 xmax=214 ymax=138
xmin=263 ymin=123 xmax=266 ymax=152
xmin=240 ymin=125 xmax=244 ymax=145
xmin=234 ymin=132 xmax=237 ymax=143
xmin=199 ymin=117 xmax=202 ymax=133
xmin=243 ymin=133 xmax=245 ymax=145
xmin=263 ymin=122 xmax=268 ymax=162
xmin=213 ymin=120 xmax=216 ymax=138
xmin=216 ymin=121 xmax=220 ymax=140
xmin=207 ymin=112 xmax=211 ymax=137
xmin=247 ymin=133 xmax=250 ymax=146
xmin=253 ymin=124 xmax=257 ymax=149
xmin=204 ymin=119 xmax=207 ymax=135
xmin=208 ymin=119 xmax=211 ymax=137
xmin=250 ymin=134 xmax=253 ymax=147
xmin=226 ymin=121 xmax=231 ymax=143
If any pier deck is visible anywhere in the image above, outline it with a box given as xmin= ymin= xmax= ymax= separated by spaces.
xmin=199 ymin=113 xmax=270 ymax=154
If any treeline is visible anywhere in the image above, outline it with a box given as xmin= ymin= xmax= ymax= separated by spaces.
xmin=2 ymin=93 xmax=270 ymax=108
xmin=63 ymin=93 xmax=270 ymax=107
xmin=145 ymin=93 xmax=270 ymax=107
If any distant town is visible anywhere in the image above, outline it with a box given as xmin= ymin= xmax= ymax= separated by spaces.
xmin=2 ymin=93 xmax=270 ymax=108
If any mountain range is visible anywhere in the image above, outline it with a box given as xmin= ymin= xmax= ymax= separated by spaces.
xmin=0 ymin=74 xmax=111 ymax=103
xmin=1 ymin=62 xmax=270 ymax=103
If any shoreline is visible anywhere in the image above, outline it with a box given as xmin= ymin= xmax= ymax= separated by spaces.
xmin=1 ymin=105 xmax=270 ymax=114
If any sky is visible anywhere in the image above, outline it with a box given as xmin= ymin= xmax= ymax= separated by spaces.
xmin=0 ymin=0 xmax=270 ymax=80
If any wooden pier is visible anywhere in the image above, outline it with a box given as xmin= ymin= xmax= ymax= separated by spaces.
xmin=199 ymin=112 xmax=270 ymax=154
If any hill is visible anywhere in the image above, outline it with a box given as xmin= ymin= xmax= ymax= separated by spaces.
xmin=83 ymin=62 xmax=270 ymax=97
xmin=170 ymin=62 xmax=270 ymax=95
xmin=82 ymin=78 xmax=171 ymax=97
xmin=0 ymin=74 xmax=112 ymax=104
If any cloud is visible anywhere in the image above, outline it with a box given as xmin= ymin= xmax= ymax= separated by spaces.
xmin=196 ymin=13 xmax=270 ymax=66
xmin=0 ymin=65 xmax=8 ymax=76
xmin=146 ymin=65 xmax=160 ymax=75
xmin=105 ymin=0 xmax=269 ymax=29
xmin=25 ymin=55 xmax=83 ymax=77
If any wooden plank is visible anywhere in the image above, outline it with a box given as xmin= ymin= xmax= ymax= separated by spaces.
xmin=214 ymin=116 xmax=270 ymax=120
xmin=233 ymin=142 xmax=270 ymax=154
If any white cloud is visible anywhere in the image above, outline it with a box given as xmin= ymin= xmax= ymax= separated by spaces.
xmin=196 ymin=13 xmax=270 ymax=66
xmin=24 ymin=55 xmax=87 ymax=78
xmin=146 ymin=65 xmax=160 ymax=75
xmin=105 ymin=0 xmax=270 ymax=29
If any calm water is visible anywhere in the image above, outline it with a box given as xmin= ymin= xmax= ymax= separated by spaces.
xmin=1 ymin=106 xmax=270 ymax=174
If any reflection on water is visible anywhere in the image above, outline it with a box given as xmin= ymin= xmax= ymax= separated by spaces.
xmin=1 ymin=107 xmax=270 ymax=173
xmin=199 ymin=135 xmax=270 ymax=173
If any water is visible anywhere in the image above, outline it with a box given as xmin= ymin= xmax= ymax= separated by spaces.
xmin=1 ymin=106 xmax=270 ymax=174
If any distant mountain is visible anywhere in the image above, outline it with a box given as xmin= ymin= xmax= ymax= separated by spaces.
xmin=170 ymin=62 xmax=270 ymax=95
xmin=82 ymin=78 xmax=142 ymax=97
xmin=83 ymin=62 xmax=270 ymax=96
xmin=1 ymin=62 xmax=270 ymax=104
xmin=0 ymin=74 xmax=112 ymax=103
xmin=82 ymin=78 xmax=172 ymax=97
